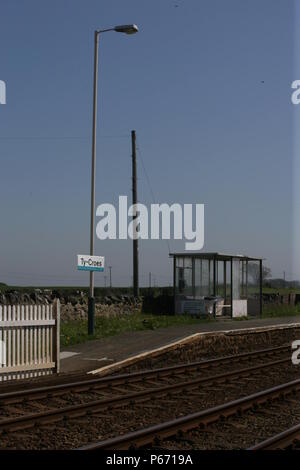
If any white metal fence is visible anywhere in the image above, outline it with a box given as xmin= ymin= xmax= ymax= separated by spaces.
xmin=0 ymin=299 xmax=60 ymax=381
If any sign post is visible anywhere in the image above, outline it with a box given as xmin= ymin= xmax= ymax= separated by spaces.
xmin=77 ymin=255 xmax=105 ymax=334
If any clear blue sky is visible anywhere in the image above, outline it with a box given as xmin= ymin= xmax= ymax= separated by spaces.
xmin=0 ymin=0 xmax=295 ymax=286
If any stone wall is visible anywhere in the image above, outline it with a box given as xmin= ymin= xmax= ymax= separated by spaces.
xmin=61 ymin=297 xmax=142 ymax=321
xmin=0 ymin=289 xmax=142 ymax=321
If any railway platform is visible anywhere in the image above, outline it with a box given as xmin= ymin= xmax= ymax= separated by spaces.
xmin=60 ymin=315 xmax=300 ymax=375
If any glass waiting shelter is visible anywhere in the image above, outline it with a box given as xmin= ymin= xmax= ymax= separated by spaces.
xmin=170 ymin=252 xmax=263 ymax=318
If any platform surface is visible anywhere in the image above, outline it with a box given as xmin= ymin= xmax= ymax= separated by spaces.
xmin=60 ymin=315 xmax=300 ymax=374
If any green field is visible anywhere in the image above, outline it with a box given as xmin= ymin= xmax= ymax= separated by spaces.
xmin=2 ymin=284 xmax=300 ymax=297
xmin=0 ymin=284 xmax=172 ymax=298
xmin=262 ymin=287 xmax=300 ymax=295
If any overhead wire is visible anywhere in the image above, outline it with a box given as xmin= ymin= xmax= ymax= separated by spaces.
xmin=135 ymin=136 xmax=171 ymax=254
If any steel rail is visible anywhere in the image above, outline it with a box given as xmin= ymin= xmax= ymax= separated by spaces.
xmin=77 ymin=378 xmax=300 ymax=450
xmin=0 ymin=344 xmax=289 ymax=405
xmin=248 ymin=423 xmax=300 ymax=450
xmin=0 ymin=356 xmax=292 ymax=433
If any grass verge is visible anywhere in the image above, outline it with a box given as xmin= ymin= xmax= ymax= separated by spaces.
xmin=61 ymin=306 xmax=300 ymax=347
xmin=262 ymin=303 xmax=300 ymax=318
xmin=61 ymin=313 xmax=211 ymax=347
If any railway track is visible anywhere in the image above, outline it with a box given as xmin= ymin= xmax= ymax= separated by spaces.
xmin=0 ymin=343 xmax=297 ymax=449
xmin=248 ymin=424 xmax=300 ymax=450
xmin=78 ymin=378 xmax=300 ymax=450
xmin=0 ymin=351 xmax=293 ymax=434
xmin=0 ymin=344 xmax=290 ymax=406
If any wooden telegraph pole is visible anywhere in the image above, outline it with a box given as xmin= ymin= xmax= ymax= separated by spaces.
xmin=131 ymin=130 xmax=139 ymax=297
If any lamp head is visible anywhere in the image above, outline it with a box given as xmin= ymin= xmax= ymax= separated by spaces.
xmin=114 ymin=24 xmax=139 ymax=35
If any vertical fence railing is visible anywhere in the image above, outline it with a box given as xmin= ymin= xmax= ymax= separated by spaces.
xmin=0 ymin=299 xmax=60 ymax=381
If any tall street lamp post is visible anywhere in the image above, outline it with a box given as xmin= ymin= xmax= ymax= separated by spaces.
xmin=88 ymin=24 xmax=139 ymax=335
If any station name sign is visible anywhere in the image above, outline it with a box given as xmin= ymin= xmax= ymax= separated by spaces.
xmin=77 ymin=255 xmax=105 ymax=272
